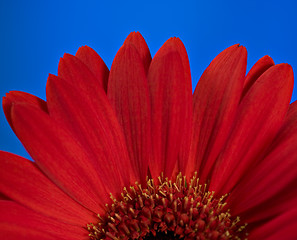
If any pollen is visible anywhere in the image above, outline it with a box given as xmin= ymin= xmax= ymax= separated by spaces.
xmin=87 ymin=173 xmax=248 ymax=240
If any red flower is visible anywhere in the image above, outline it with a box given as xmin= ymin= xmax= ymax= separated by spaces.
xmin=0 ymin=32 xmax=296 ymax=240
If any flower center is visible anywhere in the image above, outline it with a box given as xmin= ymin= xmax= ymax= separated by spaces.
xmin=87 ymin=173 xmax=247 ymax=240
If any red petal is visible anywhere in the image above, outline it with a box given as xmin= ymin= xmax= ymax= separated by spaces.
xmin=188 ymin=45 xmax=247 ymax=181
xmin=248 ymin=207 xmax=297 ymax=240
xmin=76 ymin=46 xmax=109 ymax=92
xmin=147 ymin=37 xmax=192 ymax=177
xmin=242 ymin=55 xmax=275 ymax=98
xmin=10 ymin=102 xmax=110 ymax=213
xmin=58 ymin=53 xmax=102 ymax=96
xmin=0 ymin=192 xmax=9 ymax=200
xmin=238 ymin=182 xmax=297 ymax=224
xmin=228 ymin=101 xmax=297 ymax=216
xmin=211 ymin=64 xmax=294 ymax=194
xmin=46 ymin=74 xmax=133 ymax=193
xmin=0 ymin=227 xmax=55 ymax=240
xmin=108 ymin=42 xmax=150 ymax=183
xmin=0 ymin=151 xmax=95 ymax=226
xmin=123 ymin=32 xmax=152 ymax=74
xmin=0 ymin=200 xmax=87 ymax=240
xmin=3 ymin=91 xmax=47 ymax=130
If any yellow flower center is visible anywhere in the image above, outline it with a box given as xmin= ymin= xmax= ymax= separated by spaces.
xmin=87 ymin=173 xmax=247 ymax=240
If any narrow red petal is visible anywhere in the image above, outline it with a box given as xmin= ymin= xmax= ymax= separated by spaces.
xmin=123 ymin=32 xmax=152 ymax=74
xmin=0 ymin=151 xmax=95 ymax=226
xmin=76 ymin=46 xmax=109 ymax=92
xmin=108 ymin=42 xmax=150 ymax=183
xmin=188 ymin=45 xmax=247 ymax=181
xmin=147 ymin=37 xmax=192 ymax=177
xmin=166 ymin=37 xmax=193 ymax=173
xmin=242 ymin=55 xmax=275 ymax=98
xmin=248 ymin=207 xmax=297 ymax=240
xmin=211 ymin=64 xmax=294 ymax=194
xmin=11 ymin=102 xmax=110 ymax=213
xmin=3 ymin=91 xmax=47 ymax=130
xmin=46 ymin=74 xmax=133 ymax=192
xmin=0 ymin=200 xmax=86 ymax=240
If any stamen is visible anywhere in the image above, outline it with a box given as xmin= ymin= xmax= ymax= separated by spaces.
xmin=87 ymin=173 xmax=248 ymax=240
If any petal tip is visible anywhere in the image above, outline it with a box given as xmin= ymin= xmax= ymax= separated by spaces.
xmin=125 ymin=31 xmax=145 ymax=44
xmin=275 ymin=63 xmax=294 ymax=78
xmin=227 ymin=44 xmax=247 ymax=54
xmin=164 ymin=37 xmax=184 ymax=49
xmin=62 ymin=53 xmax=72 ymax=60
xmin=263 ymin=55 xmax=275 ymax=64
xmin=76 ymin=45 xmax=94 ymax=55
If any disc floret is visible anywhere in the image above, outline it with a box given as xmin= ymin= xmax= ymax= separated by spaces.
xmin=88 ymin=173 xmax=247 ymax=240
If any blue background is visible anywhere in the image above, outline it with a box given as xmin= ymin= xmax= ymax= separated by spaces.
xmin=1 ymin=0 xmax=297 ymax=159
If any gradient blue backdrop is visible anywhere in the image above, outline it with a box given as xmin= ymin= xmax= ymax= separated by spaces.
xmin=1 ymin=0 xmax=297 ymax=159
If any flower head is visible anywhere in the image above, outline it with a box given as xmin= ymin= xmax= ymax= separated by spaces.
xmin=0 ymin=32 xmax=296 ymax=240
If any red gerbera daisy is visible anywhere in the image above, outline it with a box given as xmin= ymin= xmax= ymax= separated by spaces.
xmin=0 ymin=32 xmax=296 ymax=240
